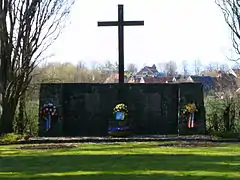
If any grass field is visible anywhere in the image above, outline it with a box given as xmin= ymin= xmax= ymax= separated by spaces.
xmin=0 ymin=142 xmax=239 ymax=180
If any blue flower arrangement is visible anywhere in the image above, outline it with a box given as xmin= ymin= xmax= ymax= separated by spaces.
xmin=108 ymin=103 xmax=131 ymax=137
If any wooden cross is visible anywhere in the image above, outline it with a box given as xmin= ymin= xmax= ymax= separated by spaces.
xmin=98 ymin=4 xmax=144 ymax=83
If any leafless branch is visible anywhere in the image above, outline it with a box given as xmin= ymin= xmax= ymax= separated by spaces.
xmin=216 ymin=0 xmax=240 ymax=58
xmin=0 ymin=0 xmax=74 ymax=131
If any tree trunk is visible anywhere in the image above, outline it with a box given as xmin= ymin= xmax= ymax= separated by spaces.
xmin=223 ymin=105 xmax=230 ymax=131
xmin=0 ymin=97 xmax=17 ymax=134
xmin=17 ymin=94 xmax=26 ymax=134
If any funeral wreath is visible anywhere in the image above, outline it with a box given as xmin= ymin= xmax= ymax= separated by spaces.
xmin=183 ymin=103 xmax=198 ymax=114
xmin=113 ymin=103 xmax=128 ymax=117
xmin=39 ymin=103 xmax=58 ymax=131
xmin=40 ymin=103 xmax=58 ymax=116
xmin=182 ymin=102 xmax=198 ymax=129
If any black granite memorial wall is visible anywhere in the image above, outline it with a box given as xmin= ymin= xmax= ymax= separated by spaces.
xmin=39 ymin=83 xmax=205 ymax=136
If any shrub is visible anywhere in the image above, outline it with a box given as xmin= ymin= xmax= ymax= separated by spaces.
xmin=14 ymin=100 xmax=39 ymax=136
xmin=205 ymin=95 xmax=240 ymax=138
xmin=25 ymin=100 xmax=39 ymax=136
xmin=205 ymin=97 xmax=225 ymax=133
xmin=0 ymin=133 xmax=22 ymax=144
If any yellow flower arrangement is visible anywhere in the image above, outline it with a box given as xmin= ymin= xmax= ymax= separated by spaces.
xmin=183 ymin=102 xmax=198 ymax=129
xmin=183 ymin=103 xmax=198 ymax=114
xmin=113 ymin=103 xmax=128 ymax=116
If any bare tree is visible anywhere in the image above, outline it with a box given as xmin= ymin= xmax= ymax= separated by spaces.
xmin=216 ymin=0 xmax=240 ymax=61
xmin=220 ymin=64 xmax=230 ymax=72
xmin=157 ymin=62 xmax=166 ymax=73
xmin=212 ymin=62 xmax=221 ymax=70
xmin=206 ymin=62 xmax=221 ymax=71
xmin=181 ymin=60 xmax=189 ymax=76
xmin=0 ymin=0 xmax=74 ymax=133
xmin=206 ymin=63 xmax=216 ymax=71
xmin=76 ymin=61 xmax=86 ymax=71
xmin=126 ymin=63 xmax=137 ymax=73
xmin=232 ymin=63 xmax=240 ymax=69
xmin=99 ymin=61 xmax=118 ymax=74
xmin=165 ymin=61 xmax=177 ymax=76
xmin=194 ymin=59 xmax=202 ymax=75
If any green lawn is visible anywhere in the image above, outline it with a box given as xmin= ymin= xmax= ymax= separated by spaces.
xmin=0 ymin=142 xmax=239 ymax=180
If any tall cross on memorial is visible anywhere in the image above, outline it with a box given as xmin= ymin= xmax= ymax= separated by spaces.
xmin=98 ymin=4 xmax=144 ymax=83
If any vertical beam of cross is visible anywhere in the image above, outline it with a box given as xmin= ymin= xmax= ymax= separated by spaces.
xmin=118 ymin=5 xmax=124 ymax=84
xmin=98 ymin=4 xmax=144 ymax=83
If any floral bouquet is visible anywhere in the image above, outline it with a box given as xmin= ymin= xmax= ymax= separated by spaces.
xmin=39 ymin=103 xmax=58 ymax=131
xmin=109 ymin=103 xmax=130 ymax=137
xmin=113 ymin=103 xmax=128 ymax=119
xmin=182 ymin=102 xmax=198 ymax=128
xmin=183 ymin=103 xmax=198 ymax=114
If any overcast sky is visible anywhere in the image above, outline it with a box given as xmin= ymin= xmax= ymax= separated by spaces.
xmin=45 ymin=0 xmax=238 ymax=72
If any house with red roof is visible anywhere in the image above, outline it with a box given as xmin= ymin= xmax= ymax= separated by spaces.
xmin=135 ymin=64 xmax=159 ymax=78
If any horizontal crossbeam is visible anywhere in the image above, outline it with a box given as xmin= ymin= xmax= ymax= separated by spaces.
xmin=98 ymin=21 xmax=144 ymax=27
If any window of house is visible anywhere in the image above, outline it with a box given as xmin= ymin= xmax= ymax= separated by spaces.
xmin=142 ymin=71 xmax=148 ymax=76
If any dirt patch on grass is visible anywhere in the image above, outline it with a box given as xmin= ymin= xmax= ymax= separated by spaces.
xmin=158 ymin=141 xmax=217 ymax=148
xmin=18 ymin=143 xmax=78 ymax=150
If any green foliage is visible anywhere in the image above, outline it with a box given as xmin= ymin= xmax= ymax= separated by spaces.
xmin=205 ymin=96 xmax=240 ymax=138
xmin=25 ymin=100 xmax=39 ymax=136
xmin=124 ymin=72 xmax=132 ymax=78
xmin=14 ymin=100 xmax=39 ymax=136
xmin=205 ymin=98 xmax=225 ymax=132
xmin=34 ymin=62 xmax=110 ymax=85
xmin=0 ymin=133 xmax=22 ymax=144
